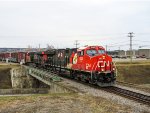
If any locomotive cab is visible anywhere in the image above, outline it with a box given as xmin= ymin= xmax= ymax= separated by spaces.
xmin=86 ymin=47 xmax=105 ymax=56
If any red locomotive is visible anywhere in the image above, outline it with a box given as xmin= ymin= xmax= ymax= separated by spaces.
xmin=68 ymin=46 xmax=116 ymax=86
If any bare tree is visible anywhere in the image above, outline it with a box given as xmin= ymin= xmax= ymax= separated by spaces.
xmin=46 ymin=44 xmax=54 ymax=50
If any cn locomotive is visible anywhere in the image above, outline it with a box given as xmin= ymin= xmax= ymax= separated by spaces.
xmin=0 ymin=45 xmax=116 ymax=87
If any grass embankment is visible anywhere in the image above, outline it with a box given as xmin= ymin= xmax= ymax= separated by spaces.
xmin=115 ymin=61 xmax=150 ymax=84
xmin=0 ymin=63 xmax=20 ymax=89
xmin=0 ymin=62 xmax=149 ymax=113
xmin=0 ymin=93 xmax=134 ymax=113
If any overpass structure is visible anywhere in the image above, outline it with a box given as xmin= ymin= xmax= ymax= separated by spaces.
xmin=26 ymin=66 xmax=73 ymax=93
xmin=28 ymin=67 xmax=61 ymax=85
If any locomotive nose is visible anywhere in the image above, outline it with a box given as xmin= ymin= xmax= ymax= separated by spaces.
xmin=97 ymin=55 xmax=112 ymax=72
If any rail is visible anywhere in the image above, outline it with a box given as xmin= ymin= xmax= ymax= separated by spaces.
xmin=104 ymin=86 xmax=150 ymax=105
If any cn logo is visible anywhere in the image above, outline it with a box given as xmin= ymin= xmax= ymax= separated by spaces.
xmin=73 ymin=53 xmax=78 ymax=64
xmin=97 ymin=61 xmax=110 ymax=67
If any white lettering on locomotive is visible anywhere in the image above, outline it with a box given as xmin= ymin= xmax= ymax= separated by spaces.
xmin=79 ymin=57 xmax=83 ymax=61
xmin=97 ymin=61 xmax=110 ymax=68
xmin=86 ymin=63 xmax=91 ymax=69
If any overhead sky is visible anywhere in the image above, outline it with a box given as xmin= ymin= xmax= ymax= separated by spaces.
xmin=0 ymin=0 xmax=150 ymax=50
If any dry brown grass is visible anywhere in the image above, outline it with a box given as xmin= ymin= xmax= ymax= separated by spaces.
xmin=0 ymin=93 xmax=134 ymax=113
xmin=116 ymin=64 xmax=150 ymax=84
xmin=115 ymin=60 xmax=150 ymax=65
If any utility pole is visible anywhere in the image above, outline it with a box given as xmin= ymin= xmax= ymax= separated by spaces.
xmin=39 ymin=44 xmax=40 ymax=51
xmin=128 ymin=32 xmax=134 ymax=63
xmin=74 ymin=40 xmax=80 ymax=49
xmin=119 ymin=46 xmax=120 ymax=58
xmin=105 ymin=45 xmax=107 ymax=53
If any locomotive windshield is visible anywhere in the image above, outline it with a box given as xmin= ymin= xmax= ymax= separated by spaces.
xmin=98 ymin=49 xmax=105 ymax=54
xmin=86 ymin=49 xmax=97 ymax=56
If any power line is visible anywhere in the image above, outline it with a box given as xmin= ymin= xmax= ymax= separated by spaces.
xmin=133 ymin=40 xmax=150 ymax=43
xmin=107 ymin=40 xmax=130 ymax=47
xmin=107 ymin=44 xmax=130 ymax=47
xmin=136 ymin=33 xmax=150 ymax=35
xmin=139 ymin=45 xmax=150 ymax=48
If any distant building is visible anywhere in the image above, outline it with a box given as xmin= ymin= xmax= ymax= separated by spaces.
xmin=0 ymin=48 xmax=46 ymax=53
xmin=125 ymin=50 xmax=138 ymax=57
xmin=138 ymin=49 xmax=150 ymax=58
xmin=118 ymin=50 xmax=126 ymax=56
xmin=108 ymin=49 xmax=150 ymax=58
xmin=0 ymin=48 xmax=25 ymax=52
xmin=107 ymin=50 xmax=119 ymax=56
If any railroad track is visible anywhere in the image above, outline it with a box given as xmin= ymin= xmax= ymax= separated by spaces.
xmin=116 ymin=81 xmax=150 ymax=94
xmin=80 ymin=81 xmax=150 ymax=106
xmin=103 ymin=86 xmax=150 ymax=106
xmin=28 ymin=66 xmax=150 ymax=106
xmin=59 ymin=72 xmax=150 ymax=106
xmin=61 ymin=74 xmax=150 ymax=106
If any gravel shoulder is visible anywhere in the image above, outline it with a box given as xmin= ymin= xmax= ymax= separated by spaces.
xmin=59 ymin=77 xmax=150 ymax=113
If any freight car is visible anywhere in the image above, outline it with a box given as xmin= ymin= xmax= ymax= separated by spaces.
xmin=0 ymin=52 xmax=11 ymax=62
xmin=0 ymin=52 xmax=34 ymax=64
xmin=0 ymin=53 xmax=5 ymax=61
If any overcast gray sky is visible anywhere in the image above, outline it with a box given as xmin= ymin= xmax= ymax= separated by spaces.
xmin=0 ymin=0 xmax=150 ymax=50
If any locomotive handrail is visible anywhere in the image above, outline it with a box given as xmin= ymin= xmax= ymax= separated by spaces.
xmin=113 ymin=61 xmax=118 ymax=76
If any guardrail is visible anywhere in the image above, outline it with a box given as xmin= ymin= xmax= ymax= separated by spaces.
xmin=26 ymin=66 xmax=76 ymax=93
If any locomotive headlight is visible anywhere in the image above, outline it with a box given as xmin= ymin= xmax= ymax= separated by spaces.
xmin=113 ymin=67 xmax=115 ymax=71
xmin=101 ymin=68 xmax=104 ymax=71
xmin=103 ymin=56 xmax=105 ymax=59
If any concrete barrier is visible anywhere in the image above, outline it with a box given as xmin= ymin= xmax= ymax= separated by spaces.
xmin=10 ymin=66 xmax=75 ymax=94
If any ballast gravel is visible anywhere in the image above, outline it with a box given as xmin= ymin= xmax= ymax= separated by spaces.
xmin=59 ymin=77 xmax=150 ymax=113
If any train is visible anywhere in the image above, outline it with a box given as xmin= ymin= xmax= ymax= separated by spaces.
xmin=0 ymin=45 xmax=116 ymax=87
